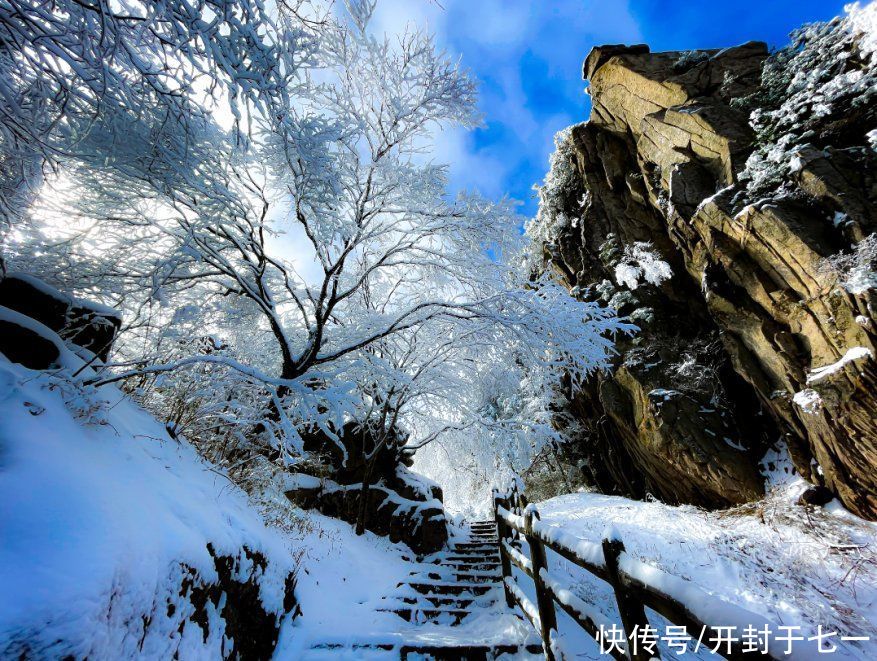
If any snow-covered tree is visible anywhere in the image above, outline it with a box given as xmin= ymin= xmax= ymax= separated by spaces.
xmin=4 ymin=1 xmax=628 ymax=513
xmin=0 ymin=0 xmax=322 ymax=243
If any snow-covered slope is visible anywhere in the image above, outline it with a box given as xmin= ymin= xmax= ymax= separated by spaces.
xmin=0 ymin=355 xmax=299 ymax=658
xmin=534 ymin=476 xmax=877 ymax=659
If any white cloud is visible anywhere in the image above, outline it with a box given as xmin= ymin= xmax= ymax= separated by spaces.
xmin=362 ymin=1 xmax=642 ymax=211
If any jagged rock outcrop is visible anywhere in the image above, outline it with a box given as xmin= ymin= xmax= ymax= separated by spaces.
xmin=286 ymin=423 xmax=448 ymax=554
xmin=532 ymin=15 xmax=877 ymax=518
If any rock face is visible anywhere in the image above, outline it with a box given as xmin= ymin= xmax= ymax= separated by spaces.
xmin=178 ymin=544 xmax=299 ymax=660
xmin=531 ymin=16 xmax=877 ymax=518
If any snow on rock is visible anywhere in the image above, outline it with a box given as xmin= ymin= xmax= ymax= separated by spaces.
xmin=0 ymin=273 xmax=121 ymax=362
xmin=791 ymin=346 xmax=875 ymax=415
xmin=648 ymin=388 xmax=679 ymax=401
xmin=535 ymin=490 xmax=877 ymax=658
xmin=793 ymin=388 xmax=823 ymax=414
xmin=806 ymin=346 xmax=874 ymax=384
xmin=0 ymin=305 xmax=75 ymax=370
xmin=0 ymin=357 xmax=298 ymax=659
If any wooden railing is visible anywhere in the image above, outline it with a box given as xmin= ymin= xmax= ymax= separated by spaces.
xmin=492 ymin=483 xmax=781 ymax=661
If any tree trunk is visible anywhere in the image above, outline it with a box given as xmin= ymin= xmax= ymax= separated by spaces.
xmin=355 ymin=461 xmax=375 ymax=536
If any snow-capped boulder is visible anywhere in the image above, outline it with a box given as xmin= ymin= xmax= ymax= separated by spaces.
xmin=0 ymin=272 xmax=121 ymax=362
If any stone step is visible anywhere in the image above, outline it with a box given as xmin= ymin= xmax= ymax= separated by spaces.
xmin=442 ymin=560 xmax=501 ymax=571
xmin=455 ymin=539 xmax=499 ymax=546
xmin=380 ymin=606 xmax=476 ymax=625
xmin=382 ymin=595 xmax=500 ymax=614
xmin=414 ymin=566 xmax=501 ymax=576
xmin=453 ymin=543 xmax=500 ymax=551
xmin=412 ymin=570 xmax=500 ymax=584
xmin=442 ymin=552 xmax=500 ymax=563
xmin=427 ymin=553 xmax=499 ymax=564
xmin=449 ymin=543 xmax=499 ymax=551
xmin=309 ymin=641 xmax=544 ymax=659
xmin=396 ymin=595 xmax=479 ymax=609
xmin=405 ymin=580 xmax=496 ymax=596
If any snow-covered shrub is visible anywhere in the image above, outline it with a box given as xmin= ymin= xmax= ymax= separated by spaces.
xmin=670 ymin=336 xmax=728 ymax=405
xmin=523 ymin=444 xmax=589 ymax=503
xmin=597 ymin=233 xmax=623 ymax=267
xmin=673 ymin=50 xmax=709 ymax=72
xmin=848 ymin=1 xmax=877 ymax=61
xmin=737 ymin=7 xmax=877 ymax=199
xmin=623 ymin=333 xmax=730 ymax=406
xmin=526 ymin=125 xmax=584 ymax=271
xmin=818 ymin=233 xmax=877 ymax=293
xmin=613 ymin=242 xmax=672 ymax=290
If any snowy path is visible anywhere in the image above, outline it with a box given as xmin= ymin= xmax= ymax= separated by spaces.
xmin=298 ymin=521 xmax=542 ymax=659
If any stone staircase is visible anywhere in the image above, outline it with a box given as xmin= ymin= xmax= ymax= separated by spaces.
xmin=306 ymin=521 xmax=542 ymax=659
xmin=378 ymin=520 xmax=504 ymax=626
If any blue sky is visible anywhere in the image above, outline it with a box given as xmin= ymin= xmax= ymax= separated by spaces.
xmin=372 ymin=0 xmax=850 ymax=217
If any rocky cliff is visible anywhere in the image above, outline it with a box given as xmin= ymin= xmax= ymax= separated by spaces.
xmin=529 ymin=13 xmax=877 ymax=518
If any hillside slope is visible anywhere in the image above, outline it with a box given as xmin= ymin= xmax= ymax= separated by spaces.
xmin=0 ymin=334 xmax=299 ymax=658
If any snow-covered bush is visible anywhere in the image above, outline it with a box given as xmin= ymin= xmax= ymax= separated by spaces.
xmin=848 ymin=1 xmax=877 ymax=61
xmin=670 ymin=335 xmax=729 ymax=405
xmin=673 ymin=50 xmax=709 ymax=72
xmin=737 ymin=6 xmax=877 ymax=199
xmin=818 ymin=233 xmax=877 ymax=294
xmin=613 ymin=242 xmax=673 ymax=290
xmin=525 ymin=125 xmax=584 ymax=270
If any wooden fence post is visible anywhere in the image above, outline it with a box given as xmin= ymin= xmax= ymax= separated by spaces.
xmin=525 ymin=507 xmax=557 ymax=661
xmin=493 ymin=489 xmax=515 ymax=608
xmin=602 ymin=536 xmax=651 ymax=661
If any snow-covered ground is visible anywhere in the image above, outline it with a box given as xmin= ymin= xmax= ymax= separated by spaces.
xmin=0 ymin=353 xmax=298 ymax=658
xmin=534 ymin=473 xmax=877 ymax=659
